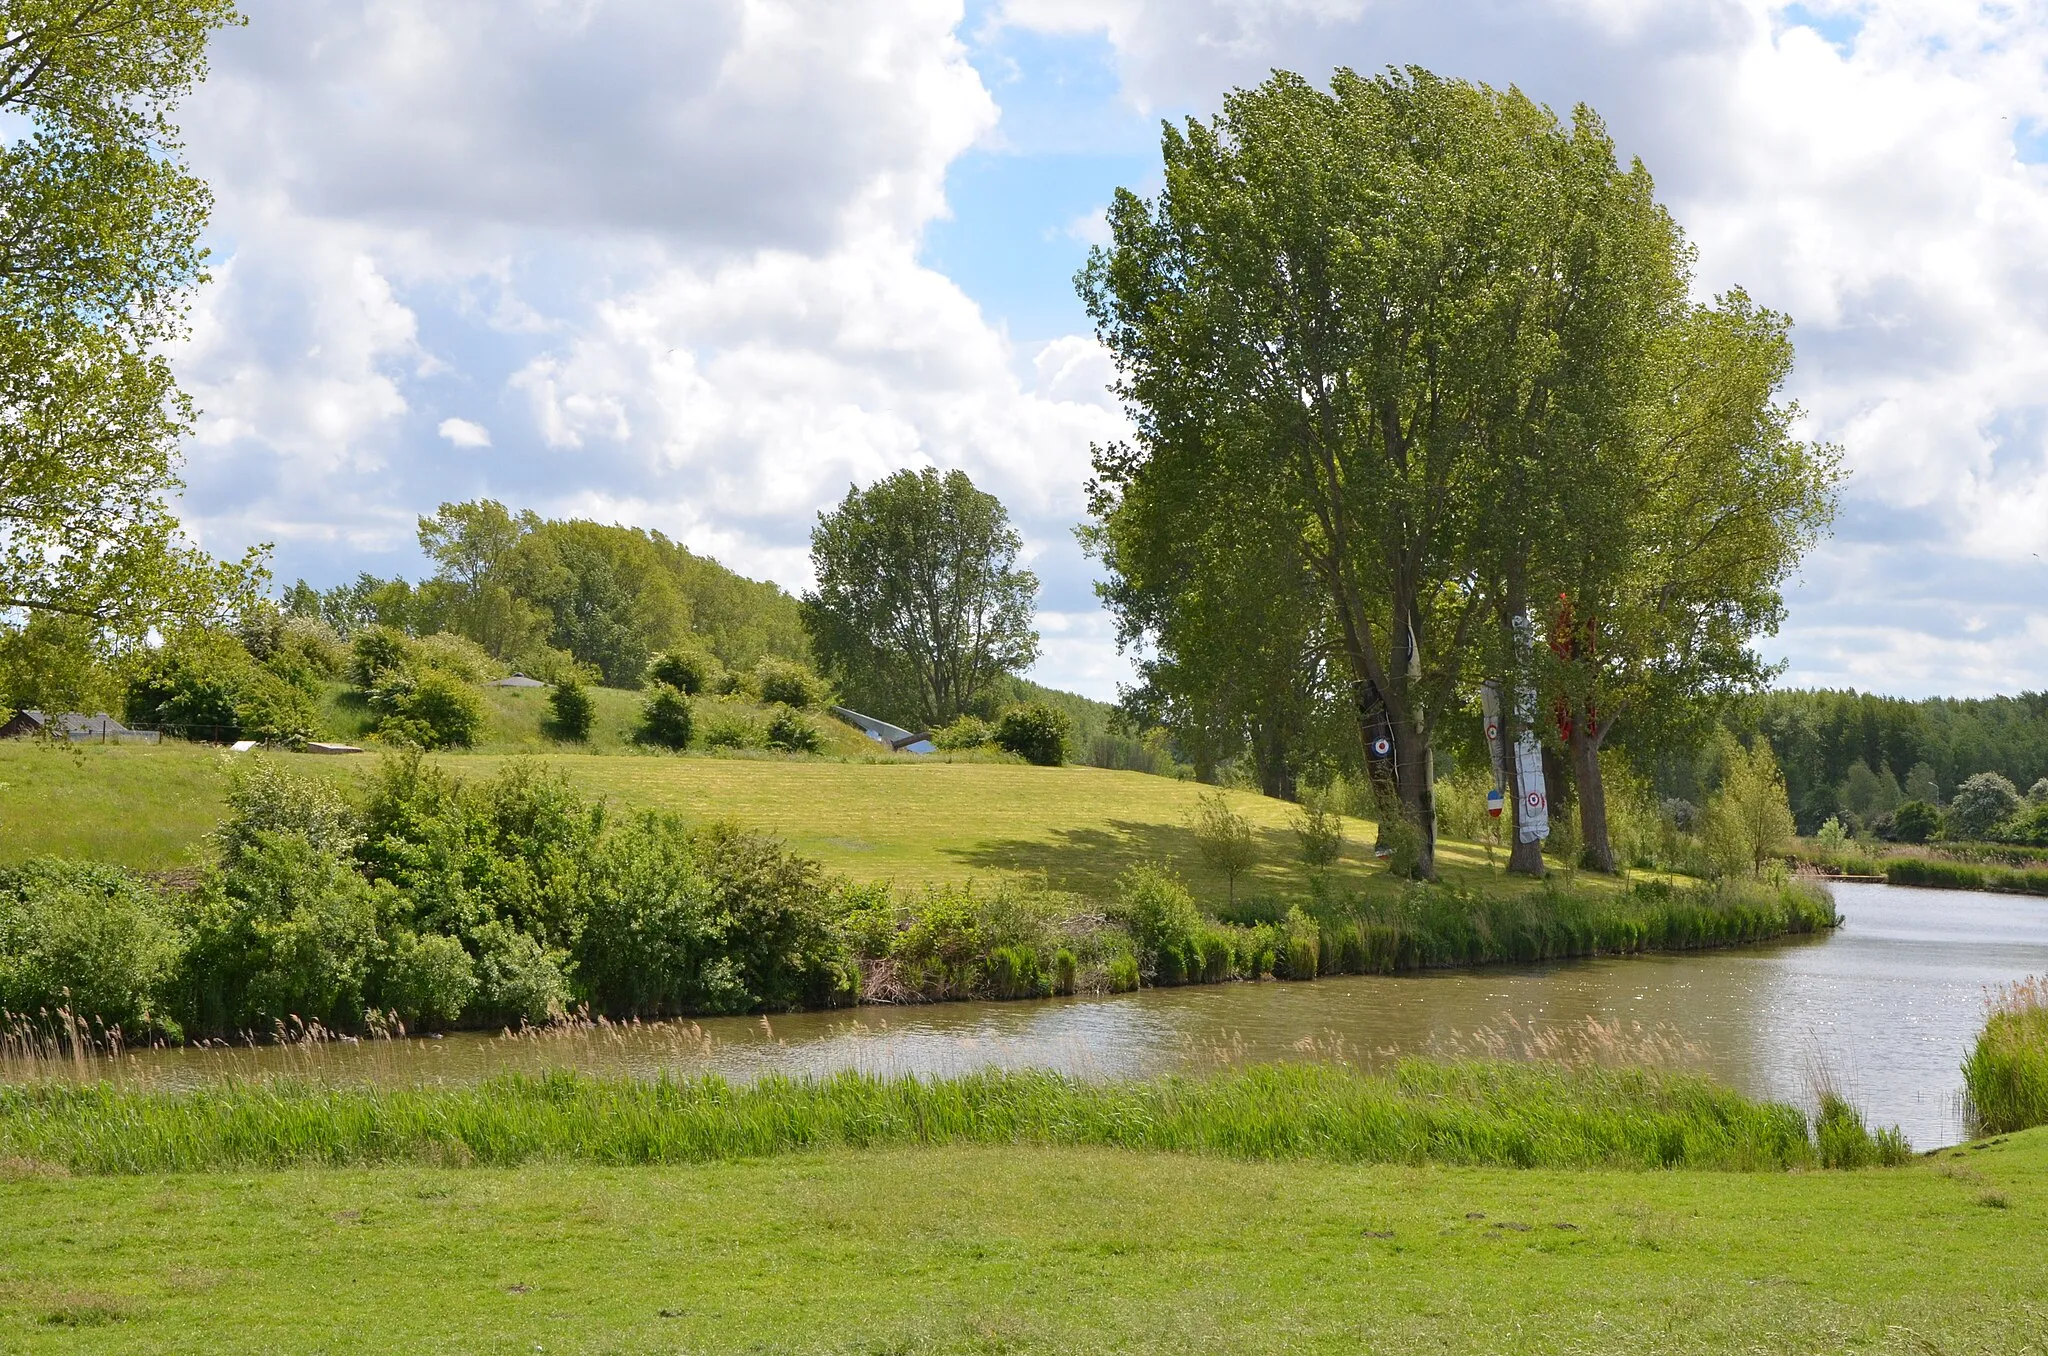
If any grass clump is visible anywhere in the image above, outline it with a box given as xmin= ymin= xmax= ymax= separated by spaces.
xmin=1963 ymin=976 xmax=2048 ymax=1136
xmin=0 ymin=1060 xmax=1852 ymax=1176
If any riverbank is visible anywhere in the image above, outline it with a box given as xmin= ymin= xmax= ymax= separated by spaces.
xmin=2 ymin=1130 xmax=2040 ymax=1353
xmin=1796 ymin=844 xmax=2048 ymax=897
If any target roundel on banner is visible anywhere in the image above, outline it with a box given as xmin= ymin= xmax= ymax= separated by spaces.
xmin=1370 ymin=735 xmax=1392 ymax=759
xmin=1525 ymin=791 xmax=1544 ymax=811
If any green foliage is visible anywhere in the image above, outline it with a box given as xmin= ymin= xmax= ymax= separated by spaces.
xmin=994 ymin=702 xmax=1070 ymax=766
xmin=546 ymin=677 xmax=594 ymax=742
xmin=1701 ymin=734 xmax=1797 ymax=878
xmin=0 ymin=613 xmax=122 ymax=717
xmin=755 ymin=658 xmax=827 ymax=710
xmin=646 ymin=648 xmax=716 ymax=695
xmin=1813 ymin=816 xmax=1849 ymax=851
xmin=1963 ymin=978 xmax=2048 ymax=1137
xmin=1109 ymin=864 xmax=1203 ymax=982
xmin=764 ymin=705 xmax=823 ymax=754
xmin=1949 ymin=772 xmax=2022 ymax=841
xmin=1292 ymin=797 xmax=1344 ymax=867
xmin=372 ymin=668 xmax=486 ymax=750
xmin=700 ymin=708 xmax=764 ymax=750
xmin=1996 ymin=800 xmax=2048 ymax=848
xmin=0 ymin=0 xmax=255 ymax=633
xmin=178 ymin=831 xmax=384 ymax=1035
xmin=637 ymin=683 xmax=695 ymax=750
xmin=1813 ymin=1094 xmax=1911 ymax=1169
xmin=1190 ymin=790 xmax=1257 ymax=901
xmin=803 ymin=467 xmax=1039 ymax=728
xmin=1891 ymin=800 xmax=1939 ymax=843
xmin=375 ymin=931 xmax=476 ymax=1030
xmin=123 ymin=629 xmax=317 ymax=743
xmin=215 ymin=755 xmax=362 ymax=866
xmin=1882 ymin=858 xmax=2048 ymax=897
xmin=933 ymin=714 xmax=994 ymax=750
xmin=0 ymin=859 xmax=178 ymax=1035
xmin=468 ymin=920 xmax=569 ymax=1027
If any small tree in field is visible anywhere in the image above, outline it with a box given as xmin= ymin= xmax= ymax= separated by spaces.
xmin=548 ymin=677 xmax=594 ymax=742
xmin=638 ymin=683 xmax=693 ymax=750
xmin=1702 ymin=734 xmax=1796 ymax=878
xmin=1191 ymin=791 xmax=1257 ymax=904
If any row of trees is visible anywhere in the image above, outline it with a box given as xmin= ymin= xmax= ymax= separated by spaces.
xmin=1083 ymin=67 xmax=1839 ymax=878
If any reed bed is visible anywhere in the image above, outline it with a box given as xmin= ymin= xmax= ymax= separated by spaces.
xmin=0 ymin=1059 xmax=1884 ymax=1176
xmin=1962 ymin=977 xmax=2048 ymax=1136
xmin=1883 ymin=858 xmax=2048 ymax=897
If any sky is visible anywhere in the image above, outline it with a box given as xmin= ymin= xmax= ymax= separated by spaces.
xmin=166 ymin=0 xmax=2048 ymax=701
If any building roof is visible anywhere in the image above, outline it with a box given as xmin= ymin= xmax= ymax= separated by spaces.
xmin=829 ymin=705 xmax=935 ymax=755
xmin=488 ymin=673 xmax=548 ymax=688
xmin=0 ymin=710 xmax=135 ymax=736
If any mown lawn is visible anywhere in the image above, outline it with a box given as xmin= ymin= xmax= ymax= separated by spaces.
xmin=1 ymin=1132 xmax=2042 ymax=1353
xmin=0 ymin=738 xmax=1575 ymax=906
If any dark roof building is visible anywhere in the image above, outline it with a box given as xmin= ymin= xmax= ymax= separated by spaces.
xmin=0 ymin=711 xmax=161 ymax=743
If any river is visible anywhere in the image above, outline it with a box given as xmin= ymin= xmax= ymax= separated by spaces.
xmin=17 ymin=882 xmax=2047 ymax=1149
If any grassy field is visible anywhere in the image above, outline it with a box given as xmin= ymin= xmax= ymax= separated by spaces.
xmin=1 ymin=1130 xmax=2042 ymax=1353
xmin=0 ymin=739 xmax=1576 ymax=906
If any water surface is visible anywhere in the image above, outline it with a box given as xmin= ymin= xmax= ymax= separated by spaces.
xmin=18 ymin=882 xmax=2047 ymax=1148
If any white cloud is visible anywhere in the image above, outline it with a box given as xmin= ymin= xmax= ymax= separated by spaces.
xmin=437 ymin=418 xmax=492 ymax=449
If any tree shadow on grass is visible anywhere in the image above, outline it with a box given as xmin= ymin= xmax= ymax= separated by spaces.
xmin=944 ymin=818 xmax=1312 ymax=903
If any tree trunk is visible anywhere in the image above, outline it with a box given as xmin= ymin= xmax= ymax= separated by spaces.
xmin=1503 ymin=693 xmax=1546 ymax=877
xmin=1570 ymin=706 xmax=1617 ymax=873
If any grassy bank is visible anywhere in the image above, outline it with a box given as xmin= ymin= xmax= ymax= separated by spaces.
xmin=0 ymin=1132 xmax=2040 ymax=1354
xmin=1881 ymin=855 xmax=2048 ymax=896
xmin=1964 ymin=977 xmax=2048 ymax=1136
xmin=0 ymin=1061 xmax=1893 ymax=1176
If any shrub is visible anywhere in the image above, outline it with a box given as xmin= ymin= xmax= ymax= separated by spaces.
xmin=178 ymin=832 xmax=385 ymax=1035
xmin=0 ymin=860 xmax=180 ymax=1037
xmin=547 ymin=677 xmax=595 ymax=742
xmin=573 ymin=813 xmax=752 ymax=1017
xmin=688 ymin=824 xmax=855 ymax=1011
xmin=637 ymin=683 xmax=694 ymax=750
xmin=1891 ymin=799 xmax=1939 ymax=843
xmin=124 ymin=630 xmax=317 ymax=744
xmin=933 ymin=715 xmax=994 ymax=750
xmin=469 ymin=920 xmax=569 ymax=1027
xmin=1109 ymin=865 xmax=1204 ymax=985
xmin=373 ymin=668 xmax=485 ymax=749
xmin=1275 ymin=906 xmax=1320 ymax=980
xmin=1996 ymin=800 xmax=2048 ymax=848
xmin=994 ymin=702 xmax=1069 ymax=766
xmin=1293 ymin=799 xmax=1344 ymax=867
xmin=409 ymin=632 xmax=495 ymax=684
xmin=2031 ymin=778 xmax=2048 ymax=805
xmin=765 ymin=704 xmax=823 ymax=753
xmin=1191 ymin=791 xmax=1257 ymax=903
xmin=347 ymin=626 xmax=413 ymax=690
xmin=646 ymin=648 xmax=716 ymax=695
xmin=216 ymin=757 xmax=363 ymax=866
xmin=1813 ymin=816 xmax=1849 ymax=852
xmin=701 ymin=710 xmax=764 ymax=750
xmin=376 ymin=931 xmax=477 ymax=1029
xmin=1949 ymin=772 xmax=2022 ymax=841
xmin=1701 ymin=734 xmax=1796 ymax=877
xmin=755 ymin=659 xmax=827 ymax=709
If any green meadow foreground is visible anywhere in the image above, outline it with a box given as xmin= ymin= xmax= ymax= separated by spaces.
xmin=2 ymin=1131 xmax=2044 ymax=1354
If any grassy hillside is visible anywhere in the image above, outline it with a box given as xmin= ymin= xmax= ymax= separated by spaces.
xmin=0 ymin=1129 xmax=2039 ymax=1352
xmin=0 ymin=739 xmax=1569 ymax=909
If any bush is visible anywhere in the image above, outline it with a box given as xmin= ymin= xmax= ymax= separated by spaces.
xmin=1891 ymin=800 xmax=1939 ymax=843
xmin=469 ymin=920 xmax=569 ymax=1027
xmin=409 ymin=632 xmax=495 ymax=684
xmin=994 ymin=702 xmax=1069 ymax=766
xmin=933 ymin=714 xmax=994 ymax=750
xmin=637 ymin=683 xmax=694 ymax=750
xmin=1813 ymin=816 xmax=1849 ymax=852
xmin=1996 ymin=800 xmax=2048 ymax=848
xmin=547 ymin=677 xmax=595 ymax=742
xmin=179 ymin=831 xmax=385 ymax=1035
xmin=0 ymin=860 xmax=180 ymax=1037
xmin=755 ymin=659 xmax=827 ymax=710
xmin=1191 ymin=791 xmax=1257 ymax=903
xmin=1109 ymin=865 xmax=1203 ymax=985
xmin=646 ymin=648 xmax=716 ymax=695
xmin=701 ymin=709 xmax=764 ymax=749
xmin=1949 ymin=772 xmax=2022 ymax=841
xmin=124 ymin=630 xmax=318 ymax=744
xmin=1293 ymin=799 xmax=1344 ymax=867
xmin=216 ymin=757 xmax=363 ymax=866
xmin=347 ymin=626 xmax=413 ymax=690
xmin=373 ymin=668 xmax=485 ymax=749
xmin=2031 ymin=778 xmax=2048 ymax=805
xmin=1701 ymin=734 xmax=1796 ymax=877
xmin=765 ymin=704 xmax=823 ymax=754
xmin=376 ymin=931 xmax=477 ymax=1029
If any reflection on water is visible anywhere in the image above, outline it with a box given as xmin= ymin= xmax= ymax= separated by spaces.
xmin=10 ymin=883 xmax=2046 ymax=1148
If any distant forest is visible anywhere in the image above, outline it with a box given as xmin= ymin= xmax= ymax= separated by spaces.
xmin=1656 ymin=690 xmax=2048 ymax=832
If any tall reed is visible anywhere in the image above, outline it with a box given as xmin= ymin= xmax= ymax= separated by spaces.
xmin=1962 ymin=977 xmax=2048 ymax=1136
xmin=0 ymin=1060 xmax=1855 ymax=1176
